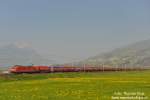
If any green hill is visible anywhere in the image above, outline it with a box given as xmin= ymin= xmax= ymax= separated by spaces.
xmin=81 ymin=39 xmax=150 ymax=68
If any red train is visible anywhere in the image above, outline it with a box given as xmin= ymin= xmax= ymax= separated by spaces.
xmin=9 ymin=65 xmax=107 ymax=73
xmin=9 ymin=65 xmax=140 ymax=73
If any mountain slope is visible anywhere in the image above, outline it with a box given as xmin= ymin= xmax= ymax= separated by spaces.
xmin=82 ymin=39 xmax=150 ymax=68
xmin=0 ymin=44 xmax=51 ymax=67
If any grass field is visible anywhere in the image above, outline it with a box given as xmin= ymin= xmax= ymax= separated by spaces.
xmin=0 ymin=71 xmax=150 ymax=100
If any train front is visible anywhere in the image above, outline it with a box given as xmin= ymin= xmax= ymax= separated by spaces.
xmin=9 ymin=65 xmax=19 ymax=73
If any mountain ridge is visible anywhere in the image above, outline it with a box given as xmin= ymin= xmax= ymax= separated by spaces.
xmin=0 ymin=44 xmax=52 ymax=67
xmin=81 ymin=39 xmax=150 ymax=68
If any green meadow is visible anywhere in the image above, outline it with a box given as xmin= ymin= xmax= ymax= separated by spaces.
xmin=0 ymin=71 xmax=150 ymax=100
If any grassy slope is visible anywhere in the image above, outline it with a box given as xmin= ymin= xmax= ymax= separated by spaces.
xmin=0 ymin=71 xmax=150 ymax=100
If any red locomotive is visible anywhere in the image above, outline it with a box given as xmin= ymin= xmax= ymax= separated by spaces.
xmin=9 ymin=65 xmax=50 ymax=73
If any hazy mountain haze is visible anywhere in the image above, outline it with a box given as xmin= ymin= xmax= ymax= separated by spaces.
xmin=82 ymin=39 xmax=150 ymax=67
xmin=0 ymin=0 xmax=150 ymax=63
xmin=0 ymin=44 xmax=53 ymax=67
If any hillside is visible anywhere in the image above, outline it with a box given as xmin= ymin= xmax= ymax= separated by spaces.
xmin=81 ymin=39 xmax=150 ymax=68
xmin=0 ymin=44 xmax=51 ymax=67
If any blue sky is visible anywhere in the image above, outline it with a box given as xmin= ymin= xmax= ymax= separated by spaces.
xmin=0 ymin=0 xmax=150 ymax=62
